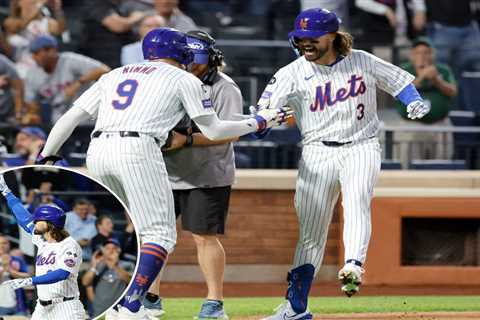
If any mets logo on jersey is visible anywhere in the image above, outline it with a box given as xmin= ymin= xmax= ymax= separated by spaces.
xmin=36 ymin=252 xmax=56 ymax=265
xmin=310 ymin=74 xmax=367 ymax=112
xmin=202 ymin=99 xmax=213 ymax=109
xmin=299 ymin=18 xmax=309 ymax=30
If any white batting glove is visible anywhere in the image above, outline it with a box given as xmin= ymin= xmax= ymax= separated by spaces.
xmin=0 ymin=174 xmax=11 ymax=197
xmin=255 ymin=107 xmax=293 ymax=131
xmin=406 ymin=100 xmax=430 ymax=120
xmin=2 ymin=277 xmax=33 ymax=290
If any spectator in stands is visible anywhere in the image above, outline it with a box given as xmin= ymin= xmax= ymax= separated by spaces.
xmin=413 ymin=0 xmax=480 ymax=78
xmin=0 ymin=235 xmax=30 ymax=316
xmin=4 ymin=0 xmax=66 ymax=78
xmin=82 ymin=238 xmax=134 ymax=318
xmin=25 ymin=35 xmax=110 ymax=124
xmin=3 ymin=126 xmax=45 ymax=167
xmin=393 ymin=37 xmax=458 ymax=168
xmin=91 ymin=215 xmax=114 ymax=252
xmin=120 ymin=0 xmax=154 ymax=14
xmin=0 ymin=54 xmax=25 ymax=125
xmin=153 ymin=0 xmax=197 ymax=32
xmin=0 ymin=29 xmax=14 ymax=59
xmin=121 ymin=14 xmax=165 ymax=65
xmin=120 ymin=213 xmax=137 ymax=262
xmin=65 ymin=198 xmax=97 ymax=261
xmin=352 ymin=0 xmax=397 ymax=50
xmin=80 ymin=0 xmax=147 ymax=68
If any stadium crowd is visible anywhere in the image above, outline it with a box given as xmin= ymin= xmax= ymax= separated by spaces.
xmin=0 ymin=168 xmax=137 ymax=318
xmin=0 ymin=0 xmax=479 ymax=169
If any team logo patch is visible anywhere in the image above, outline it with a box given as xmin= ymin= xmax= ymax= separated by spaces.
xmin=202 ymin=99 xmax=213 ymax=108
xmin=64 ymin=259 xmax=76 ymax=267
xmin=300 ymin=18 xmax=309 ymax=30
xmin=261 ymin=91 xmax=272 ymax=99
xmin=268 ymin=77 xmax=276 ymax=85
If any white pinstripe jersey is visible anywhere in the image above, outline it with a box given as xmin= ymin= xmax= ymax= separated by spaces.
xmin=74 ymin=61 xmax=215 ymax=143
xmin=32 ymin=235 xmax=82 ymax=300
xmin=258 ymin=49 xmax=415 ymax=144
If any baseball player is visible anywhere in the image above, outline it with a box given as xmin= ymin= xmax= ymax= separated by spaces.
xmin=37 ymin=27 xmax=290 ymax=319
xmin=0 ymin=174 xmax=85 ymax=320
xmin=143 ymin=30 xmax=240 ymax=319
xmin=257 ymin=8 xmax=430 ymax=320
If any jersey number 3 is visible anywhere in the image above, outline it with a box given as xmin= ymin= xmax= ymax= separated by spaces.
xmin=112 ymin=79 xmax=139 ymax=110
xmin=356 ymin=103 xmax=365 ymax=120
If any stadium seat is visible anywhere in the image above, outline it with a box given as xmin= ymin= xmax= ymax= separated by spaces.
xmin=381 ymin=160 xmax=402 ymax=170
xmin=449 ymin=110 xmax=480 ymax=169
xmin=409 ymin=159 xmax=467 ymax=170
xmin=458 ymin=71 xmax=480 ymax=114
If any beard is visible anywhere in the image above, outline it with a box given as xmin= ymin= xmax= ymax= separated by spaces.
xmin=301 ymin=46 xmax=329 ymax=62
xmin=33 ymin=228 xmax=46 ymax=235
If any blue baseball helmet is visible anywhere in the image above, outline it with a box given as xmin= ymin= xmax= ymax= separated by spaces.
xmin=288 ymin=8 xmax=341 ymax=40
xmin=142 ymin=27 xmax=194 ymax=65
xmin=33 ymin=204 xmax=66 ymax=229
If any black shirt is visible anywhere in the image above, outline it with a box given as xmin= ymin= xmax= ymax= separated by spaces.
xmin=91 ymin=233 xmax=109 ymax=253
xmin=80 ymin=0 xmax=135 ymax=68
xmin=426 ymin=0 xmax=474 ymax=27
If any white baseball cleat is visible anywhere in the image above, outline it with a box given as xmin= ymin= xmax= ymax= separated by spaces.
xmin=261 ymin=300 xmax=313 ymax=320
xmin=113 ymin=306 xmax=158 ymax=320
xmin=105 ymin=307 xmax=119 ymax=320
xmin=338 ymin=263 xmax=364 ymax=297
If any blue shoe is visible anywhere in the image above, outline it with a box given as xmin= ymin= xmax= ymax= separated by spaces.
xmin=143 ymin=297 xmax=165 ymax=318
xmin=195 ymin=300 xmax=228 ymax=320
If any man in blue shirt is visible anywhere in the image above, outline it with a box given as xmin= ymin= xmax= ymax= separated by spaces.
xmin=65 ymin=199 xmax=97 ymax=261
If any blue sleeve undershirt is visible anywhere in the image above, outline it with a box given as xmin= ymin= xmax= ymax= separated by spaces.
xmin=32 ymin=269 xmax=70 ymax=285
xmin=5 ymin=193 xmax=34 ymax=234
xmin=396 ymin=83 xmax=423 ymax=106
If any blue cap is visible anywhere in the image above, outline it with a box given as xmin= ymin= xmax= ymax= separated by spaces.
xmin=186 ymin=37 xmax=210 ymax=64
xmin=288 ymin=8 xmax=341 ymax=40
xmin=20 ymin=127 xmax=46 ymax=140
xmin=30 ymin=35 xmax=58 ymax=53
xmin=103 ymin=238 xmax=121 ymax=249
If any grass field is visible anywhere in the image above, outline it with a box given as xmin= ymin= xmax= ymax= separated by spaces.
xmin=147 ymin=296 xmax=480 ymax=319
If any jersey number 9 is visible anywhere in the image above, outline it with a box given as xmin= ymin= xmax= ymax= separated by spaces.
xmin=112 ymin=79 xmax=139 ymax=110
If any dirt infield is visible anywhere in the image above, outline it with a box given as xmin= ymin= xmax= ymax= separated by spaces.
xmin=239 ymin=312 xmax=480 ymax=320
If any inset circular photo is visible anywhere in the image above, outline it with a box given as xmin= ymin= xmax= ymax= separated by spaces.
xmin=0 ymin=166 xmax=138 ymax=320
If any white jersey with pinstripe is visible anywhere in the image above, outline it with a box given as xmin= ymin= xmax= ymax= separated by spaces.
xmin=75 ymin=61 xmax=215 ymax=252
xmin=257 ymin=49 xmax=414 ymax=272
xmin=31 ymin=234 xmax=85 ymax=320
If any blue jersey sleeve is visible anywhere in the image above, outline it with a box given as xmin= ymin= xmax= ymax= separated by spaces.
xmin=396 ymin=83 xmax=423 ymax=106
xmin=5 ymin=193 xmax=34 ymax=234
xmin=31 ymin=269 xmax=70 ymax=285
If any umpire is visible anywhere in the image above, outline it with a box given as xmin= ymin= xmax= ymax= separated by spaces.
xmin=144 ymin=30 xmax=241 ymax=320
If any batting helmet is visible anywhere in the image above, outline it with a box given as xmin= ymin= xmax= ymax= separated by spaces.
xmin=288 ymin=8 xmax=341 ymax=40
xmin=142 ymin=27 xmax=194 ymax=65
xmin=186 ymin=30 xmax=223 ymax=65
xmin=33 ymin=204 xmax=66 ymax=229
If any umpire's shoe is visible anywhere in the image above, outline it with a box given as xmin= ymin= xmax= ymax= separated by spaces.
xmin=195 ymin=300 xmax=229 ymax=320
xmin=261 ymin=301 xmax=313 ymax=320
xmin=338 ymin=262 xmax=364 ymax=297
